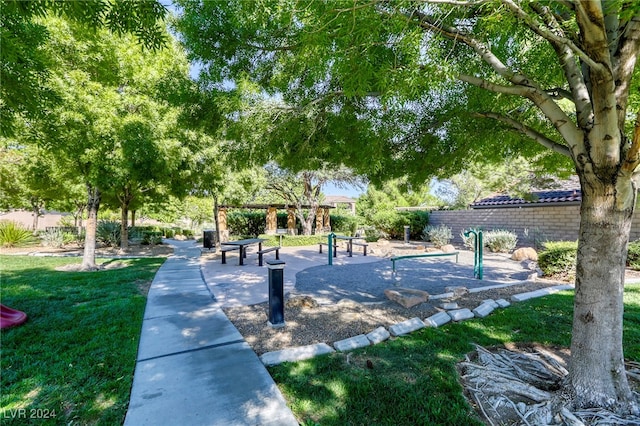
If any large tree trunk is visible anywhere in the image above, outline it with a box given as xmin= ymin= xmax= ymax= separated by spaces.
xmin=120 ymin=201 xmax=129 ymax=250
xmin=30 ymin=200 xmax=40 ymax=232
xmin=569 ymin=177 xmax=639 ymax=415
xmin=81 ymin=185 xmax=101 ymax=270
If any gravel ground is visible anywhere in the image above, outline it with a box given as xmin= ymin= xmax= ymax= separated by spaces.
xmin=222 ymin=242 xmax=566 ymax=355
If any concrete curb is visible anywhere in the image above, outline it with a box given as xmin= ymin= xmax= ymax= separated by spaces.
xmin=260 ymin=284 xmax=577 ymax=366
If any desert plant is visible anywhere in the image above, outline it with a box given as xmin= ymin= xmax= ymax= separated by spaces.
xmin=0 ymin=220 xmax=36 ymax=247
xmin=484 ymin=229 xmax=518 ymax=253
xmin=41 ymin=228 xmax=65 ymax=248
xmin=460 ymin=228 xmax=481 ymax=250
xmin=422 ymin=224 xmax=452 ymax=248
xmin=97 ymin=220 xmax=121 ymax=247
xmin=538 ymin=241 xmax=578 ymax=278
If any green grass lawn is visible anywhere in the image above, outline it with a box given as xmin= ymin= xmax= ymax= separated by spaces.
xmin=1 ymin=255 xmax=164 ymax=425
xmin=270 ymin=284 xmax=640 ymax=426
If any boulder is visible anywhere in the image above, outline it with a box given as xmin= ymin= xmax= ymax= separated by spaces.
xmin=441 ymin=244 xmax=457 ymax=253
xmin=286 ymin=296 xmax=318 ymax=309
xmin=384 ymin=287 xmax=429 ymax=308
xmin=511 ymin=247 xmax=538 ymax=261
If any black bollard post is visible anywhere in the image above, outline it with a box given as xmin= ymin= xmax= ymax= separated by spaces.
xmin=266 ymin=259 xmax=286 ymax=328
xmin=404 ymin=225 xmax=410 ymax=244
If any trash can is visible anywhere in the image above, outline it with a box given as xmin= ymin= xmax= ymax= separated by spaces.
xmin=203 ymin=230 xmax=215 ymax=249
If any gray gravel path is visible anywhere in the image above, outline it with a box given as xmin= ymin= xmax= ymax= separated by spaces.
xmin=292 ymin=251 xmax=534 ymax=304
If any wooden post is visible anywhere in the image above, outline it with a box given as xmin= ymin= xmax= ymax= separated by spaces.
xmin=266 ymin=206 xmax=277 ymax=235
xmin=218 ymin=207 xmax=229 ymax=242
xmin=323 ymin=208 xmax=331 ymax=232
xmin=315 ymin=209 xmax=323 ymax=234
xmin=287 ymin=208 xmax=297 ymax=235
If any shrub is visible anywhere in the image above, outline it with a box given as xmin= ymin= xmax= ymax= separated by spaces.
xmin=422 ymin=224 xmax=452 ymax=248
xmin=329 ymin=214 xmax=358 ymax=235
xmin=460 ymin=229 xmax=480 ymax=250
xmin=97 ymin=220 xmax=121 ymax=247
xmin=228 ymin=211 xmax=265 ymax=237
xmin=363 ymin=227 xmax=381 ymax=242
xmin=403 ymin=210 xmax=430 ymax=239
xmin=0 ymin=221 xmax=36 ymax=247
xmin=41 ymin=228 xmax=65 ymax=248
xmin=538 ymin=241 xmax=578 ymax=278
xmin=627 ymin=240 xmax=640 ymax=270
xmin=141 ymin=231 xmax=163 ymax=245
xmin=258 ymin=234 xmax=324 ymax=247
xmin=484 ymin=229 xmax=518 ymax=253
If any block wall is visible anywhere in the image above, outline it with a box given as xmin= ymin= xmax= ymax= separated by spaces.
xmin=429 ymin=205 xmax=640 ymax=247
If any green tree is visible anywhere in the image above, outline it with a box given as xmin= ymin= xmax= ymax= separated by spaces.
xmin=35 ymin=17 xmax=190 ymax=267
xmin=0 ymin=0 xmax=167 ymax=137
xmin=175 ymin=0 xmax=640 ymax=415
xmin=265 ymin=164 xmax=363 ymax=235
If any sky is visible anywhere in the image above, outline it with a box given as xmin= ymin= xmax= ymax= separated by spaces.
xmin=323 ymin=182 xmax=365 ymax=198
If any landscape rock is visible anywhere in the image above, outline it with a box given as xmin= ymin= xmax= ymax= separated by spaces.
xmin=424 ymin=311 xmax=451 ymax=327
xmin=445 ymin=286 xmax=469 ymax=297
xmin=447 ymin=308 xmax=475 ymax=321
xmin=389 ymin=317 xmax=425 ymax=336
xmin=441 ymin=302 xmax=459 ymax=310
xmin=366 ymin=327 xmax=390 ymax=345
xmin=334 ymin=334 xmax=370 ymax=351
xmin=473 ymin=302 xmax=496 ymax=318
xmin=260 ymin=343 xmax=335 ymax=366
xmin=511 ymin=247 xmax=538 ymax=261
xmin=384 ymin=287 xmax=429 ymax=308
xmin=286 ymin=296 xmax=318 ymax=309
xmin=441 ymin=244 xmax=457 ymax=253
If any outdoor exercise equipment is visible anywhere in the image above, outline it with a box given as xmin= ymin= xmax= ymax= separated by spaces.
xmin=1 ymin=304 xmax=28 ymax=329
xmin=464 ymin=228 xmax=484 ymax=280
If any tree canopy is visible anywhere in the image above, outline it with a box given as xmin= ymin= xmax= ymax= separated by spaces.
xmin=174 ymin=0 xmax=640 ymax=417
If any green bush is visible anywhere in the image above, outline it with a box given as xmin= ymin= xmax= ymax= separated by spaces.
xmin=538 ymin=241 xmax=578 ymax=278
xmin=258 ymin=234 xmax=325 ymax=247
xmin=627 ymin=240 xmax=640 ymax=270
xmin=368 ymin=210 xmax=428 ymax=240
xmin=228 ymin=211 xmax=265 ymax=237
xmin=404 ymin=210 xmax=430 ymax=239
xmin=97 ymin=220 xmax=121 ymax=247
xmin=484 ymin=229 xmax=518 ymax=253
xmin=422 ymin=224 xmax=452 ymax=248
xmin=0 ymin=220 xmax=36 ymax=247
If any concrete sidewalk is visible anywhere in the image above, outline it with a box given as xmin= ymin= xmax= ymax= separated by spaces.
xmin=124 ymin=240 xmax=298 ymax=426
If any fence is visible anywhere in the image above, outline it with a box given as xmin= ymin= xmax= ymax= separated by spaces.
xmin=429 ymin=205 xmax=640 ymax=248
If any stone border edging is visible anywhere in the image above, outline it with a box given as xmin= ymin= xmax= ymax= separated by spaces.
xmin=259 ymin=284 xmax=575 ymax=367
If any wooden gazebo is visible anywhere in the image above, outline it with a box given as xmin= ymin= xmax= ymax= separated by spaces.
xmin=217 ymin=204 xmax=334 ymax=241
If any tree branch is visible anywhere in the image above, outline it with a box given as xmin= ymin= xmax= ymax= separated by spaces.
xmin=613 ymin=10 xmax=640 ymax=128
xmin=528 ymin=2 xmax=593 ymax=128
xmin=474 ymin=112 xmax=572 ymax=158
xmin=502 ymin=0 xmax=604 ymax=72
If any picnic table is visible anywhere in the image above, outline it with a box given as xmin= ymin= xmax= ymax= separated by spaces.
xmin=221 ymin=238 xmax=266 ymax=266
xmin=333 ymin=235 xmax=368 ymax=257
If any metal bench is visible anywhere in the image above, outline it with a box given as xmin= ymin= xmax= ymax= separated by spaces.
xmin=257 ymin=246 xmax=280 ymax=266
xmin=351 ymin=241 xmax=368 ymax=256
xmin=390 ymin=251 xmax=459 ymax=272
xmin=319 ymin=242 xmax=337 ymax=257
xmin=220 ymin=246 xmax=240 ymax=264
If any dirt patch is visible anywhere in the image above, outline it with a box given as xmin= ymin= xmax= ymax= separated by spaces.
xmin=55 ymin=260 xmax=129 ymax=272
